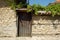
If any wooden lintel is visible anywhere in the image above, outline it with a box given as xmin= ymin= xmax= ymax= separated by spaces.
xmin=16 ymin=8 xmax=27 ymax=12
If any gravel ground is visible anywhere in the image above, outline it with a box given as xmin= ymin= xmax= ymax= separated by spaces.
xmin=0 ymin=35 xmax=60 ymax=40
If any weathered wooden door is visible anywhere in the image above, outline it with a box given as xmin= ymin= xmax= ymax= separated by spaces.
xmin=18 ymin=12 xmax=32 ymax=36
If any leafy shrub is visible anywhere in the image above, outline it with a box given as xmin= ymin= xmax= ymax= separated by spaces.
xmin=27 ymin=4 xmax=46 ymax=15
xmin=5 ymin=0 xmax=27 ymax=10
xmin=46 ymin=3 xmax=60 ymax=16
xmin=27 ymin=4 xmax=60 ymax=16
xmin=5 ymin=0 xmax=60 ymax=16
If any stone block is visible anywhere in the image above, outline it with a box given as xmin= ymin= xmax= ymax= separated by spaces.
xmin=32 ymin=25 xmax=60 ymax=35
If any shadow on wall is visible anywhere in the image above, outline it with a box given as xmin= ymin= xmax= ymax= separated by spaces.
xmin=32 ymin=15 xmax=60 ymax=24
xmin=33 ymin=15 xmax=60 ymax=21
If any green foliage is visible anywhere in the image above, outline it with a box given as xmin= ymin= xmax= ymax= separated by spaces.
xmin=27 ymin=4 xmax=46 ymax=15
xmin=5 ymin=0 xmax=60 ymax=16
xmin=27 ymin=4 xmax=60 ymax=16
xmin=5 ymin=0 xmax=27 ymax=10
xmin=5 ymin=0 xmax=16 ymax=10
xmin=27 ymin=5 xmax=32 ymax=12
xmin=16 ymin=2 xmax=24 ymax=9
xmin=46 ymin=4 xmax=60 ymax=16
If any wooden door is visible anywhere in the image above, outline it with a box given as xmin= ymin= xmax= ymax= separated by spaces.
xmin=18 ymin=12 xmax=32 ymax=37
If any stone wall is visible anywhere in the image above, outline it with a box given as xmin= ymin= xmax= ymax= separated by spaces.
xmin=0 ymin=0 xmax=60 ymax=38
xmin=32 ymin=15 xmax=60 ymax=35
xmin=0 ymin=0 xmax=17 ymax=37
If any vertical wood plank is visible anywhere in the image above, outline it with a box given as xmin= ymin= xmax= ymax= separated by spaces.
xmin=18 ymin=12 xmax=32 ymax=36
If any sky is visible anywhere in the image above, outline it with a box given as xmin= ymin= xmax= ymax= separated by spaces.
xmin=29 ymin=0 xmax=55 ymax=6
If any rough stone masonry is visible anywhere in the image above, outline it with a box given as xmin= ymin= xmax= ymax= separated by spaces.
xmin=0 ymin=0 xmax=17 ymax=37
xmin=0 ymin=0 xmax=60 ymax=39
xmin=32 ymin=15 xmax=60 ymax=35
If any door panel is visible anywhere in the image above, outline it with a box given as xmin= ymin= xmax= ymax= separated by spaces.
xmin=18 ymin=12 xmax=32 ymax=36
